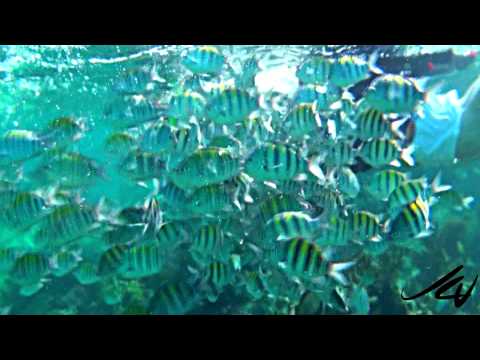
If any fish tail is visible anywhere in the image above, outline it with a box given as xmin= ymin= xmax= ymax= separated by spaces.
xmin=400 ymin=145 xmax=415 ymax=167
xmin=328 ymin=261 xmax=356 ymax=286
xmin=431 ymin=171 xmax=452 ymax=194
xmin=308 ymin=154 xmax=326 ymax=183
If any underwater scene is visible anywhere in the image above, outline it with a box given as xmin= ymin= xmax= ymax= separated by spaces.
xmin=0 ymin=45 xmax=479 ymax=315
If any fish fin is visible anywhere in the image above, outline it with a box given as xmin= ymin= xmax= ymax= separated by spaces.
xmin=187 ymin=265 xmax=200 ymax=278
xmin=390 ymin=117 xmax=409 ymax=141
xmin=462 ymin=196 xmax=475 ymax=209
xmin=276 ymin=234 xmax=291 ymax=242
xmin=308 ymin=155 xmax=326 ymax=183
xmin=369 ymin=235 xmax=382 ymax=243
xmin=368 ymin=50 xmax=383 ymax=75
xmin=151 ymin=178 xmax=161 ymax=196
xmin=243 ymin=189 xmax=254 ymax=204
xmin=400 ymin=145 xmax=415 ymax=167
xmin=206 ymin=290 xmax=219 ymax=303
xmin=20 ymin=282 xmax=45 ymax=297
xmin=322 ymin=246 xmax=335 ymax=262
xmin=263 ymin=181 xmax=277 ymax=190
xmin=136 ymin=181 xmax=149 ymax=189
xmin=431 ymin=171 xmax=452 ymax=194
xmin=389 ymin=160 xmax=401 ymax=168
xmin=383 ymin=218 xmax=392 ymax=234
xmin=328 ymin=261 xmax=356 ymax=286
xmin=232 ymin=190 xmax=243 ymax=211
xmin=293 ymin=173 xmax=308 ymax=181
xmin=95 ymin=196 xmax=107 ymax=217
xmin=329 ymin=100 xmax=343 ymax=111
xmin=415 ymin=230 xmax=433 ymax=239
xmin=231 ymin=254 xmax=242 ymax=271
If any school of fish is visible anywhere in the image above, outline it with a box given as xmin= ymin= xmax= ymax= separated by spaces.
xmin=0 ymin=45 xmax=469 ymax=315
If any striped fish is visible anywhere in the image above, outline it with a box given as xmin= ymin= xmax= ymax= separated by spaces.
xmin=206 ymin=88 xmax=258 ymax=125
xmin=190 ymin=184 xmax=235 ymax=216
xmin=156 ymin=221 xmax=190 ymax=250
xmin=311 ymin=187 xmax=344 ymax=215
xmin=365 ymin=74 xmax=425 ymax=114
xmin=113 ymin=67 xmax=155 ymax=95
xmin=140 ymin=123 xmax=177 ymax=154
xmin=182 ymin=46 xmax=225 ymax=75
xmin=0 ymin=248 xmax=18 ymax=272
xmin=296 ymin=56 xmax=332 ymax=84
xmin=315 ymin=216 xmax=352 ymax=246
xmin=355 ymin=108 xmax=395 ymax=140
xmin=324 ymin=140 xmax=356 ymax=167
xmin=386 ymin=197 xmax=432 ymax=241
xmin=39 ymin=150 xmax=105 ymax=188
xmin=41 ymin=117 xmax=85 ymax=146
xmin=122 ymin=243 xmax=164 ymax=279
xmin=270 ymin=238 xmax=354 ymax=285
xmin=330 ymin=55 xmax=372 ymax=88
xmin=201 ymin=259 xmax=236 ymax=302
xmin=245 ymin=143 xmax=324 ymax=182
xmin=34 ymin=203 xmax=101 ymax=249
xmin=105 ymin=132 xmax=137 ymax=157
xmin=387 ymin=178 xmax=429 ymax=214
xmin=190 ymin=224 xmax=232 ymax=266
xmin=120 ymin=150 xmax=166 ymax=182
xmin=262 ymin=211 xmax=325 ymax=246
xmin=50 ymin=250 xmax=81 ymax=277
xmin=256 ymin=194 xmax=307 ymax=225
xmin=11 ymin=253 xmax=49 ymax=296
xmin=150 ymin=281 xmax=199 ymax=315
xmin=0 ymin=191 xmax=49 ymax=230
xmin=168 ymin=91 xmax=206 ymax=119
xmin=168 ymin=147 xmax=241 ymax=190
xmin=364 ymin=169 xmax=408 ymax=200
xmin=284 ymin=103 xmax=322 ymax=139
xmin=73 ymin=261 xmax=100 ymax=285
xmin=104 ymin=96 xmax=159 ymax=129
xmin=347 ymin=211 xmax=383 ymax=243
xmin=156 ymin=182 xmax=190 ymax=209
xmin=386 ymin=173 xmax=450 ymax=215
xmin=98 ymin=244 xmax=129 ymax=277
xmin=0 ymin=130 xmax=50 ymax=162
xmin=358 ymin=139 xmax=414 ymax=167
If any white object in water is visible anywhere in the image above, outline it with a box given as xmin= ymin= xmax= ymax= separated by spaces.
xmin=255 ymin=65 xmax=299 ymax=97
xmin=413 ymin=89 xmax=462 ymax=165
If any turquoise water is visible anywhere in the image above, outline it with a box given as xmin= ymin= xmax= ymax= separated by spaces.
xmin=0 ymin=45 xmax=479 ymax=315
